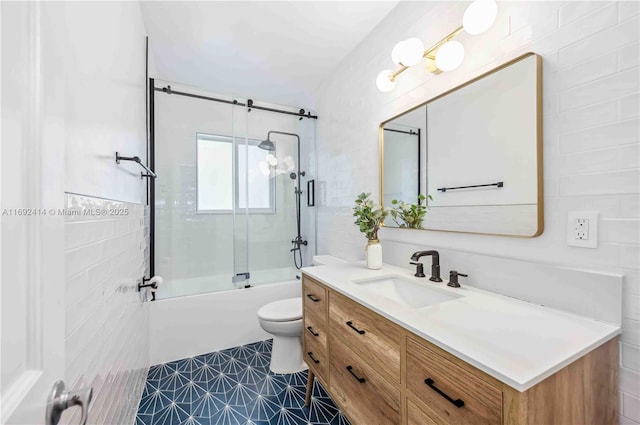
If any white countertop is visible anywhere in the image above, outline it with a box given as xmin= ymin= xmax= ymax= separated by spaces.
xmin=301 ymin=262 xmax=621 ymax=392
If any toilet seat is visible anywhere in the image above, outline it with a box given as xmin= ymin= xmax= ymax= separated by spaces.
xmin=257 ymin=297 xmax=302 ymax=322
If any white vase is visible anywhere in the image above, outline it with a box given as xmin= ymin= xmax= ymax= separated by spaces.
xmin=366 ymin=239 xmax=382 ymax=270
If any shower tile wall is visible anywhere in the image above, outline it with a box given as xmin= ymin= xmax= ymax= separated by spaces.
xmin=62 ymin=193 xmax=150 ymax=425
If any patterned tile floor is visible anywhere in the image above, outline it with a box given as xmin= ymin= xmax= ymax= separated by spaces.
xmin=135 ymin=339 xmax=350 ymax=425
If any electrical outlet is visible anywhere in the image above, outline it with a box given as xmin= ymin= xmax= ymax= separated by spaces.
xmin=567 ymin=211 xmax=598 ymax=248
xmin=575 ymin=218 xmax=589 ymax=240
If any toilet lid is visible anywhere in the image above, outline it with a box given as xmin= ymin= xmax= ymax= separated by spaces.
xmin=257 ymin=297 xmax=302 ymax=322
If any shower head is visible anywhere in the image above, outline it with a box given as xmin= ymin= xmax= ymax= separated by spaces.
xmin=258 ymin=139 xmax=276 ymax=151
xmin=289 ymin=172 xmax=297 ymax=180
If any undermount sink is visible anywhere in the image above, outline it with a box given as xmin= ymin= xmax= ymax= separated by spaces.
xmin=353 ymin=275 xmax=461 ymax=309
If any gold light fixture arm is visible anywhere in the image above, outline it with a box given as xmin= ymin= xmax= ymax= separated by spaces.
xmin=388 ymin=25 xmax=464 ymax=82
xmin=423 ymin=26 xmax=464 ymax=58
xmin=390 ymin=65 xmax=409 ymax=81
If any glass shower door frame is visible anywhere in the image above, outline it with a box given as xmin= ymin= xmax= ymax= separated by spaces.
xmin=232 ymin=104 xmax=251 ymax=288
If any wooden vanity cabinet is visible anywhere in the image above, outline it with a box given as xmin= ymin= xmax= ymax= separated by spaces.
xmin=302 ymin=278 xmax=329 ymax=392
xmin=301 ymin=275 xmax=618 ymax=425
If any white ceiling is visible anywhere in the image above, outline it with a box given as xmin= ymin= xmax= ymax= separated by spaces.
xmin=140 ymin=1 xmax=398 ymax=108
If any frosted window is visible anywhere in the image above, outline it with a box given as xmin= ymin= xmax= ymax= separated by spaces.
xmin=197 ymin=134 xmax=274 ymax=212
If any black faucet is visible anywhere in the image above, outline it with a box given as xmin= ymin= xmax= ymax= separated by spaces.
xmin=409 ymin=251 xmax=442 ymax=282
xmin=448 ymin=270 xmax=468 ymax=288
xmin=409 ymin=261 xmax=425 ymax=278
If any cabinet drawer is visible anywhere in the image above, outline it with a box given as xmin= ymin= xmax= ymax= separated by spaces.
xmin=329 ymin=291 xmax=401 ymax=383
xmin=303 ymin=277 xmax=327 ymax=322
xmin=304 ymin=310 xmax=327 ymax=351
xmin=407 ymin=398 xmax=440 ymax=425
xmin=329 ymin=336 xmax=400 ymax=425
xmin=406 ymin=337 xmax=502 ymax=425
xmin=305 ymin=332 xmax=329 ymax=380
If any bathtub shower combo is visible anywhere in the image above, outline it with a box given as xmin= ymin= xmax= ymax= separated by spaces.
xmin=149 ymin=81 xmax=316 ymax=371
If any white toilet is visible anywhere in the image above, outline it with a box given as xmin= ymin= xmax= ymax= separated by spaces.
xmin=257 ymin=297 xmax=307 ymax=374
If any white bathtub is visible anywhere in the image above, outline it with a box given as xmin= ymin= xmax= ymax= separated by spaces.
xmin=149 ymin=279 xmax=301 ymax=365
xmin=155 ymin=267 xmax=300 ymax=300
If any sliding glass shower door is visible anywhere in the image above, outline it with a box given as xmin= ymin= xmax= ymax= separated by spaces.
xmin=153 ymin=80 xmax=315 ymax=299
xmin=154 ymin=85 xmax=242 ymax=298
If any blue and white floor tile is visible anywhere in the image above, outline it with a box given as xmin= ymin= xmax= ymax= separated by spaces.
xmin=136 ymin=339 xmax=351 ymax=425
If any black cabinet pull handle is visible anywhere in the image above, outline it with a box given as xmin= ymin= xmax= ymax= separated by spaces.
xmin=306 ymin=294 xmax=320 ymax=302
xmin=307 ymin=352 xmax=320 ymax=364
xmin=346 ymin=321 xmax=365 ymax=334
xmin=306 ymin=326 xmax=319 ymax=336
xmin=424 ymin=378 xmax=464 ymax=408
xmin=346 ymin=366 xmax=366 ymax=383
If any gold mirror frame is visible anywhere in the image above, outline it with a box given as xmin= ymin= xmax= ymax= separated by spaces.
xmin=378 ymin=52 xmax=543 ymax=237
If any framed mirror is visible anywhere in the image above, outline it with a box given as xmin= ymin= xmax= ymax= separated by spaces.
xmin=379 ymin=52 xmax=543 ymax=237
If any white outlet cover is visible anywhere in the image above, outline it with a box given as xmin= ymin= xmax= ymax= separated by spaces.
xmin=567 ymin=211 xmax=598 ymax=248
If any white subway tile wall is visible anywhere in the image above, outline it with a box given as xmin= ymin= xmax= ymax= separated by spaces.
xmin=61 ymin=194 xmax=150 ymax=425
xmin=313 ymin=1 xmax=639 ymax=423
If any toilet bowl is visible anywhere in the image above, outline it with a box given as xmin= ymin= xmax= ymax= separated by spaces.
xmin=257 ymin=297 xmax=307 ymax=374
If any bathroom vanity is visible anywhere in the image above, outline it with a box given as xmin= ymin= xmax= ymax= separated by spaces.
xmin=301 ymin=263 xmax=620 ymax=425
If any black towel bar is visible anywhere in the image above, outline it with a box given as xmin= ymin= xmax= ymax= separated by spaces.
xmin=437 ymin=181 xmax=503 ymax=192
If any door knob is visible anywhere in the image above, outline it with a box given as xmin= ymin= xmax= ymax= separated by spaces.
xmin=46 ymin=380 xmax=93 ymax=425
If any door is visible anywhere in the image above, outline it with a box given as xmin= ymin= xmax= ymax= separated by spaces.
xmin=154 ymin=86 xmax=247 ymax=298
xmin=232 ymin=105 xmax=250 ymax=288
xmin=1 ymin=2 xmax=68 ymax=423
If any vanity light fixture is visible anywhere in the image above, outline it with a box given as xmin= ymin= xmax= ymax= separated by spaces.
xmin=392 ymin=37 xmax=426 ymax=67
xmin=435 ymin=40 xmax=465 ymax=72
xmin=376 ymin=0 xmax=497 ymax=92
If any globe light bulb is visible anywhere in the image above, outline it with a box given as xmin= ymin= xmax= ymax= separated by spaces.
xmin=400 ymin=37 xmax=424 ymax=66
xmin=391 ymin=41 xmax=404 ymax=65
xmin=398 ymin=37 xmax=425 ymax=67
xmin=463 ymin=0 xmax=498 ymax=35
xmin=376 ymin=70 xmax=397 ymax=92
xmin=435 ymin=41 xmax=465 ymax=72
xmin=391 ymin=38 xmax=425 ymax=67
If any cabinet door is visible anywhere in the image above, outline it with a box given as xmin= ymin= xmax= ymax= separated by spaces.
xmin=329 ymin=336 xmax=400 ymax=425
xmin=303 ymin=277 xmax=328 ymax=321
xmin=329 ymin=291 xmax=402 ymax=384
xmin=407 ymin=398 xmax=441 ymax=425
xmin=304 ymin=309 xmax=328 ymax=351
xmin=304 ymin=331 xmax=329 ymax=381
xmin=406 ymin=337 xmax=502 ymax=425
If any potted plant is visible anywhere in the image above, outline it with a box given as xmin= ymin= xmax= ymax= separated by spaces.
xmin=353 ymin=192 xmax=388 ymax=269
xmin=389 ymin=194 xmax=432 ymax=229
